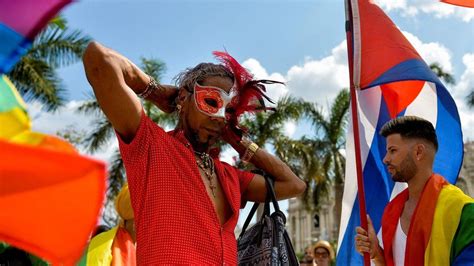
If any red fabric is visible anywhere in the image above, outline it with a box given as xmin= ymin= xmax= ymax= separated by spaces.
xmin=357 ymin=0 xmax=421 ymax=89
xmin=117 ymin=112 xmax=254 ymax=265
xmin=381 ymin=174 xmax=447 ymax=266
xmin=111 ymin=227 xmax=136 ymax=266
xmin=441 ymin=0 xmax=474 ymax=8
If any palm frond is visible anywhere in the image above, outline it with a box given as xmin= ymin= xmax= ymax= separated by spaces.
xmin=140 ymin=57 xmax=166 ymax=82
xmin=29 ymin=27 xmax=91 ymax=68
xmin=430 ymin=63 xmax=455 ymax=85
xmin=8 ymin=57 xmax=66 ymax=111
xmin=83 ymin=117 xmax=114 ymax=153
xmin=467 ymin=90 xmax=474 ymax=108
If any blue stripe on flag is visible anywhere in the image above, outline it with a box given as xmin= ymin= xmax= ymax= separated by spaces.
xmin=0 ymin=23 xmax=32 ymax=74
xmin=367 ymin=59 xmax=442 ymax=90
xmin=433 ymin=84 xmax=463 ymax=184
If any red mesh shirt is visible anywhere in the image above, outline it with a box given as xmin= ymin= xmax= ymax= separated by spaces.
xmin=117 ymin=112 xmax=254 ymax=265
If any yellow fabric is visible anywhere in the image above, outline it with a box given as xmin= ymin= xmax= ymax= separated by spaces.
xmin=115 ymin=184 xmax=133 ymax=220
xmin=87 ymin=226 xmax=118 ymax=266
xmin=0 ymin=107 xmax=30 ymax=139
xmin=424 ymin=184 xmax=474 ymax=266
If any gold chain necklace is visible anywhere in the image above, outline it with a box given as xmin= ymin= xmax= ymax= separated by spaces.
xmin=194 ymin=151 xmax=217 ymax=198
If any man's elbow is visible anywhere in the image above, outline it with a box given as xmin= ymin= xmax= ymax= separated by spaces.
xmin=286 ymin=177 xmax=306 ymax=197
xmin=293 ymin=178 xmax=307 ymax=196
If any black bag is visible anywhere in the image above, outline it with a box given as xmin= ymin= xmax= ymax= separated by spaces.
xmin=237 ymin=173 xmax=299 ymax=266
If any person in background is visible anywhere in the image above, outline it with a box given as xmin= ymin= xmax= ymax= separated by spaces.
xmin=78 ymin=184 xmax=136 ymax=266
xmin=313 ymin=240 xmax=335 ymax=266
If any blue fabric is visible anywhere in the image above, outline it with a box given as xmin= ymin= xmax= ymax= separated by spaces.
xmin=0 ymin=23 xmax=32 ymax=74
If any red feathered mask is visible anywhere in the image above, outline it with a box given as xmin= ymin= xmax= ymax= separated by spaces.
xmin=212 ymin=51 xmax=284 ymax=127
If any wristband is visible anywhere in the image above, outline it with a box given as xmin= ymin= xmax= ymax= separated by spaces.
xmin=240 ymin=137 xmax=259 ymax=163
xmin=137 ymin=75 xmax=159 ymax=99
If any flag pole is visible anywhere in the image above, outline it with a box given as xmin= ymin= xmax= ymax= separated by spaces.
xmin=344 ymin=0 xmax=370 ymax=265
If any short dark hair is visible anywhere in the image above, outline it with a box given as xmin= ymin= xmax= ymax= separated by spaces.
xmin=173 ymin=63 xmax=233 ymax=93
xmin=380 ymin=116 xmax=438 ymax=151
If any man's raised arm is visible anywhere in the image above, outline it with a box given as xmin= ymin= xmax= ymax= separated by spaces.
xmin=83 ymin=42 xmax=147 ymax=143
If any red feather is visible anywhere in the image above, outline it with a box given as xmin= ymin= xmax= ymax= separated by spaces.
xmin=213 ymin=51 xmax=284 ymax=126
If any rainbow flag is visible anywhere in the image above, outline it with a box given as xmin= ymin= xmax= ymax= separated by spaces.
xmin=77 ymin=226 xmax=136 ymax=266
xmin=0 ymin=75 xmax=106 ymax=264
xmin=0 ymin=0 xmax=72 ymax=74
xmin=381 ymin=174 xmax=474 ymax=265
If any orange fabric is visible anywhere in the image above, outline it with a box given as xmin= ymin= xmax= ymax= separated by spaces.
xmin=111 ymin=227 xmax=136 ymax=266
xmin=358 ymin=0 xmax=420 ymax=89
xmin=441 ymin=0 xmax=474 ymax=7
xmin=0 ymin=139 xmax=106 ymax=265
xmin=381 ymin=80 xmax=425 ymax=118
xmin=381 ymin=174 xmax=447 ymax=266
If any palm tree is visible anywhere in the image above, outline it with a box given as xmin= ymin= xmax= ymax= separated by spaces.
xmin=467 ymin=91 xmax=474 ymax=108
xmin=429 ymin=63 xmax=455 ymax=85
xmin=236 ymin=96 xmax=312 ymax=218
xmin=301 ymin=89 xmax=350 ymax=236
xmin=78 ymin=57 xmax=176 ymax=226
xmin=7 ymin=17 xmax=90 ymax=111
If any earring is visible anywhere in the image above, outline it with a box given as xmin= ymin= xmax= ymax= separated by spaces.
xmin=177 ymin=104 xmax=182 ymax=113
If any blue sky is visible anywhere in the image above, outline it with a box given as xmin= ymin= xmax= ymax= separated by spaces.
xmin=37 ymin=0 xmax=474 ymax=147
xmin=30 ymin=0 xmax=474 ymax=226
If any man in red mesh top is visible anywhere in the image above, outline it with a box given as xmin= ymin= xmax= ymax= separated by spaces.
xmin=83 ymin=42 xmax=306 ymax=265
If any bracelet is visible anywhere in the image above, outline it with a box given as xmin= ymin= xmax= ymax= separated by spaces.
xmin=240 ymin=137 xmax=259 ymax=163
xmin=137 ymin=75 xmax=159 ymax=99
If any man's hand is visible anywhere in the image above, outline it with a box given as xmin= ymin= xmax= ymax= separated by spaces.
xmin=355 ymin=215 xmax=385 ymax=265
xmin=221 ymin=124 xmax=245 ymax=154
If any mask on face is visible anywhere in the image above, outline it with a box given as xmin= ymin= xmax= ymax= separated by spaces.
xmin=193 ymin=82 xmax=238 ymax=119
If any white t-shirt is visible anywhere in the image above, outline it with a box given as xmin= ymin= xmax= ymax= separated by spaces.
xmin=393 ymin=219 xmax=407 ymax=266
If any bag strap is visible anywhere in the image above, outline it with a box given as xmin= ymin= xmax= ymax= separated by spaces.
xmin=239 ymin=171 xmax=279 ymax=237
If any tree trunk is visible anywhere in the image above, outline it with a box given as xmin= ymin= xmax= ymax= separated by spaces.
xmin=333 ymin=181 xmax=344 ymax=240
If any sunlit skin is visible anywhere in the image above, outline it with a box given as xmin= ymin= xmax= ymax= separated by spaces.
xmin=313 ymin=247 xmax=330 ymax=266
xmin=383 ymin=134 xmax=418 ymax=183
xmin=176 ymin=76 xmax=235 ymax=153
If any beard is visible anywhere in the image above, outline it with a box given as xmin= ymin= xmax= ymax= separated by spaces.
xmin=389 ymin=155 xmax=417 ymax=182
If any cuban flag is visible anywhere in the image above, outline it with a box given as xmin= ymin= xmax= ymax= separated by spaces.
xmin=336 ymin=0 xmax=464 ymax=265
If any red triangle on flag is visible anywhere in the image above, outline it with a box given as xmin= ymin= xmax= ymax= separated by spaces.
xmin=380 ymin=80 xmax=425 ymax=118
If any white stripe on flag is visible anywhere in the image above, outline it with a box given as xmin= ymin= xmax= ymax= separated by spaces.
xmin=337 ymin=86 xmax=382 ymax=254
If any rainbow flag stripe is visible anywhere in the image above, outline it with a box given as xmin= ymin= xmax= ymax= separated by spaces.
xmin=381 ymin=174 xmax=474 ymax=265
xmin=0 ymin=0 xmax=72 ymax=74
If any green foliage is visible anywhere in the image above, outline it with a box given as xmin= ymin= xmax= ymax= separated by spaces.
xmin=430 ymin=63 xmax=455 ymax=85
xmin=7 ymin=18 xmax=91 ymax=111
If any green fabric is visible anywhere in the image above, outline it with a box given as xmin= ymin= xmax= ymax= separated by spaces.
xmin=0 ymin=242 xmax=10 ymax=254
xmin=450 ymin=202 xmax=474 ymax=263
xmin=0 ymin=76 xmax=24 ymax=113
xmin=76 ymin=244 xmax=88 ymax=266
xmin=29 ymin=254 xmax=49 ymax=266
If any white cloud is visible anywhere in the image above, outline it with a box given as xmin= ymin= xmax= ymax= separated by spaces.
xmin=284 ymin=121 xmax=297 ymax=137
xmin=453 ymin=53 xmax=474 ymax=140
xmin=28 ymin=100 xmax=115 ymax=162
xmin=402 ymin=31 xmax=453 ymax=73
xmin=241 ymin=31 xmax=474 ymax=140
xmin=374 ymin=0 xmax=474 ymax=22
xmin=242 ymin=58 xmax=288 ymax=102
